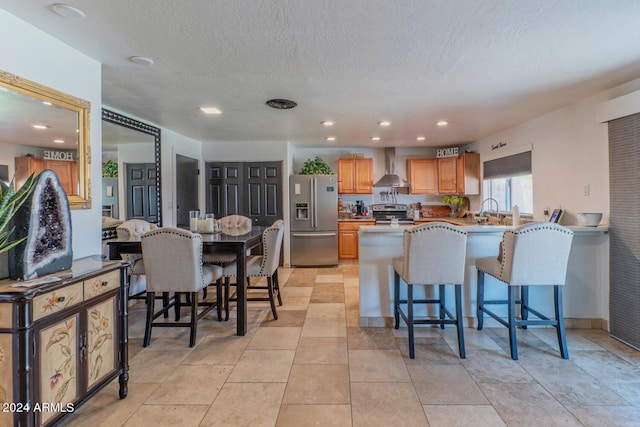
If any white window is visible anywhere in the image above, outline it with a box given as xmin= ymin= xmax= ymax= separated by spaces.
xmin=482 ymin=151 xmax=533 ymax=214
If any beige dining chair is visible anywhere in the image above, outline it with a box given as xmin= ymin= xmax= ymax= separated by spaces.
xmin=393 ymin=222 xmax=468 ymax=359
xmin=476 ymin=222 xmax=574 ymax=360
xmin=141 ymin=227 xmax=223 ymax=347
xmin=202 ymin=215 xmax=253 ymax=267
xmin=222 ymin=219 xmax=285 ymax=320
xmin=116 ymin=219 xmax=158 ymax=297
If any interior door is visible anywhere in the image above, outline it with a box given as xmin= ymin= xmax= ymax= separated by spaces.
xmin=175 ymin=154 xmax=199 ymax=228
xmin=125 ymin=163 xmax=157 ymax=222
xmin=245 ymin=162 xmax=282 ymax=226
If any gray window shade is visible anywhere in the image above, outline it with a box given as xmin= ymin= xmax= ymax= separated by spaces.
xmin=483 ymin=151 xmax=532 ymax=180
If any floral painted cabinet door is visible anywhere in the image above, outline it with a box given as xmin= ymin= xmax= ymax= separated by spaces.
xmin=86 ymin=297 xmax=117 ymax=389
xmin=38 ymin=313 xmax=79 ymax=425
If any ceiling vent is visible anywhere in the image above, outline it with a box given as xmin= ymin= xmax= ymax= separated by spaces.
xmin=266 ymin=99 xmax=297 ymax=109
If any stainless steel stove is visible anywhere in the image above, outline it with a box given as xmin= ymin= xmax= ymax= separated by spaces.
xmin=371 ymin=203 xmax=414 ymax=225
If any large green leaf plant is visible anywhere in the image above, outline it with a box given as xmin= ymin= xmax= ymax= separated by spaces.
xmin=0 ymin=174 xmax=35 ymax=253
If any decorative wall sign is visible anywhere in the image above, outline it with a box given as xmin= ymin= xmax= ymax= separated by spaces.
xmin=436 ymin=147 xmax=459 ymax=158
xmin=43 ymin=150 xmax=74 ymax=161
xmin=491 ymin=142 xmax=507 ymax=150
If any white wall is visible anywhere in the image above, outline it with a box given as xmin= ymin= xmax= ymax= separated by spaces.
xmin=162 ymin=128 xmax=202 ymax=226
xmin=0 ymin=10 xmax=102 ymax=258
xmin=0 ymin=142 xmax=39 ymax=179
xmin=468 ymin=76 xmax=640 ymax=225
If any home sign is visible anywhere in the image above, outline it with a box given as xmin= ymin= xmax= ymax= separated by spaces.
xmin=436 ymin=147 xmax=459 ymax=158
xmin=43 ymin=150 xmax=74 ymax=161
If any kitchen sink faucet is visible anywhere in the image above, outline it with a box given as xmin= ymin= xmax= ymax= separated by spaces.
xmin=479 ymin=198 xmax=500 ymax=221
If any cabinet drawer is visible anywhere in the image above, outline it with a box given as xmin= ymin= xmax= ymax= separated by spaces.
xmin=33 ymin=282 xmax=83 ymax=321
xmin=84 ymin=270 xmax=120 ymax=300
xmin=338 ymin=221 xmax=374 ymax=231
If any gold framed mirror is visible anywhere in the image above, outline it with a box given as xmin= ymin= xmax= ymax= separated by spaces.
xmin=0 ymin=70 xmax=91 ymax=209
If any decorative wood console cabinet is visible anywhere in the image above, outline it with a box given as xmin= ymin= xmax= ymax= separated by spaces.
xmin=0 ymin=257 xmax=129 ymax=427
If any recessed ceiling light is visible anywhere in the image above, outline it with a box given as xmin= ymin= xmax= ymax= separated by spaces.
xmin=53 ymin=139 xmax=65 ymax=144
xmin=416 ymin=136 xmax=426 ymax=141
xmin=129 ymin=56 xmax=154 ymax=66
xmin=321 ymin=121 xmax=334 ymax=127
xmin=370 ymin=136 xmax=381 ymax=141
xmin=326 ymin=136 xmax=336 ymax=141
xmin=51 ymin=3 xmax=86 ymax=19
xmin=378 ymin=121 xmax=391 ymax=127
xmin=199 ymin=106 xmax=222 ymax=115
xmin=32 ymin=124 xmax=48 ymax=130
xmin=436 ymin=120 xmax=448 ymax=127
xmin=42 ymin=101 xmax=52 ymax=106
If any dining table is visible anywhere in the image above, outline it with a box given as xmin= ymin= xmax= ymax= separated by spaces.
xmin=107 ymin=225 xmax=267 ymax=336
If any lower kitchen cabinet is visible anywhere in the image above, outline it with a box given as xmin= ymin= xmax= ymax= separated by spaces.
xmin=338 ymin=221 xmax=374 ymax=259
xmin=0 ymin=257 xmax=129 ymax=427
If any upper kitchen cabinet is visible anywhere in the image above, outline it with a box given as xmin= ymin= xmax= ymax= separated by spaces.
xmin=337 ymin=157 xmax=373 ymax=194
xmin=409 ymin=152 xmax=480 ymax=195
xmin=456 ymin=152 xmax=480 ymax=195
xmin=437 ymin=157 xmax=457 ymax=194
xmin=407 ymin=158 xmax=438 ymax=194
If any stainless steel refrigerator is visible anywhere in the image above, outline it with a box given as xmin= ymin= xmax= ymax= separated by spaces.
xmin=290 ymin=175 xmax=338 ymax=266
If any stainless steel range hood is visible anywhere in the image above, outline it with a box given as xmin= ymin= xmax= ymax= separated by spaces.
xmin=373 ymin=147 xmax=411 ymax=188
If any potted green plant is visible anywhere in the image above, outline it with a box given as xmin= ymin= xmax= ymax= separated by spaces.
xmin=299 ymin=157 xmax=333 ymax=175
xmin=0 ymin=174 xmax=35 ymax=253
xmin=443 ymin=195 xmax=465 ymax=218
xmin=102 ymin=160 xmax=118 ymax=178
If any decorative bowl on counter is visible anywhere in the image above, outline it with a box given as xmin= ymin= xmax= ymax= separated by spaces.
xmin=577 ymin=212 xmax=602 ymax=227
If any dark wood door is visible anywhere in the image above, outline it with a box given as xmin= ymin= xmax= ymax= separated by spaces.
xmin=206 ymin=161 xmax=282 ymax=225
xmin=175 ymin=154 xmax=199 ymax=228
xmin=125 ymin=163 xmax=157 ymax=223
xmin=206 ymin=162 xmax=243 ymax=218
xmin=245 ymin=162 xmax=282 ymax=226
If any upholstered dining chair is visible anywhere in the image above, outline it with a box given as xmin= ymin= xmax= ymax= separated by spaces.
xmin=393 ymin=222 xmax=468 ymax=359
xmin=202 ymin=215 xmax=253 ymax=267
xmin=140 ymin=227 xmax=223 ymax=347
xmin=222 ymin=219 xmax=285 ymax=320
xmin=476 ymin=222 xmax=574 ymax=360
xmin=116 ymin=219 xmax=158 ymax=297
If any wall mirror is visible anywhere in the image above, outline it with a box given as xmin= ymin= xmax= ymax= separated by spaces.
xmin=0 ymin=70 xmax=91 ymax=209
xmin=102 ymin=109 xmax=162 ymax=225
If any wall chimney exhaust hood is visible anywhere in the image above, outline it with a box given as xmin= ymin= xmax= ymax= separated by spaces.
xmin=374 ymin=147 xmax=411 ymax=188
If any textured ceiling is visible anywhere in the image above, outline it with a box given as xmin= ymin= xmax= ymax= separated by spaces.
xmin=3 ymin=1 xmax=640 ymax=147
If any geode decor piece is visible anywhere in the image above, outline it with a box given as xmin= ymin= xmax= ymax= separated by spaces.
xmin=9 ymin=170 xmax=72 ymax=280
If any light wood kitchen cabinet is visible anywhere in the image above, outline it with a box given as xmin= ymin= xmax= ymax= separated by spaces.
xmin=338 ymin=220 xmax=374 ymax=259
xmin=15 ymin=156 xmax=79 ymax=196
xmin=437 ymin=157 xmax=457 ymax=194
xmin=0 ymin=258 xmax=128 ymax=427
xmin=337 ymin=158 xmax=373 ymax=194
xmin=456 ymin=152 xmax=480 ymax=195
xmin=407 ymin=158 xmax=438 ymax=194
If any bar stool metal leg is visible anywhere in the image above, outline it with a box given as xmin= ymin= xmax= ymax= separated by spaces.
xmin=507 ymin=286 xmax=518 ymax=360
xmin=455 ymin=284 xmax=466 ymax=358
xmin=555 ymin=285 xmax=569 ymax=359
xmin=520 ymin=285 xmax=529 ymax=329
xmin=407 ymin=284 xmax=415 ymax=359
xmin=477 ymin=270 xmax=485 ymax=330
xmin=439 ymin=284 xmax=446 ymax=329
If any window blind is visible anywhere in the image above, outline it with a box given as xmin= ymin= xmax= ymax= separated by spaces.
xmin=483 ymin=151 xmax=531 ymax=179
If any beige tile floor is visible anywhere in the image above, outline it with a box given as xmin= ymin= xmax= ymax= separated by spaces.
xmin=60 ymin=265 xmax=640 ymax=427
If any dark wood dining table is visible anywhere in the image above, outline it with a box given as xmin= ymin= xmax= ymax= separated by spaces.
xmin=107 ymin=226 xmax=267 ymax=336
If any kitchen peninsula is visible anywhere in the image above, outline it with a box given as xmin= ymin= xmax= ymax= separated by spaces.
xmin=358 ymin=223 xmax=609 ymax=329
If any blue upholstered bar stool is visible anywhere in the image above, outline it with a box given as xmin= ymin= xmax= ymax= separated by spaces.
xmin=393 ymin=222 xmax=468 ymax=359
xmin=476 ymin=222 xmax=574 ymax=360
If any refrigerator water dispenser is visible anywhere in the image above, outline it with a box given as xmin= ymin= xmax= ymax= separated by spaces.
xmin=295 ymin=203 xmax=309 ymax=220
